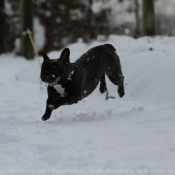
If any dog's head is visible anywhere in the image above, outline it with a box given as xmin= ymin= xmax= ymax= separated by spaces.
xmin=40 ymin=48 xmax=70 ymax=85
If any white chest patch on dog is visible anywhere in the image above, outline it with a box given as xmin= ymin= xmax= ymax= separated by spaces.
xmin=53 ymin=84 xmax=66 ymax=97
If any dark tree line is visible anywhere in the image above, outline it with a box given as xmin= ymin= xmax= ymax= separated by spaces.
xmin=1 ymin=0 xmax=110 ymax=59
xmin=34 ymin=0 xmax=110 ymax=53
xmin=0 ymin=0 xmax=156 ymax=59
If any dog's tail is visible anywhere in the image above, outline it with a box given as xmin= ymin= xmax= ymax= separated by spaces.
xmin=104 ymin=44 xmax=116 ymax=51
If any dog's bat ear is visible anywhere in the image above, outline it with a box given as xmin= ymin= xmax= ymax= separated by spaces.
xmin=60 ymin=48 xmax=70 ymax=63
xmin=43 ymin=51 xmax=50 ymax=61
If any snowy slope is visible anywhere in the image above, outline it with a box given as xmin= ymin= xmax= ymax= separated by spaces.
xmin=0 ymin=35 xmax=175 ymax=175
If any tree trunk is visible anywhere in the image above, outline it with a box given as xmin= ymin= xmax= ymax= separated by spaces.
xmin=0 ymin=0 xmax=5 ymax=54
xmin=142 ymin=0 xmax=155 ymax=36
xmin=134 ymin=0 xmax=140 ymax=38
xmin=19 ymin=0 xmax=33 ymax=59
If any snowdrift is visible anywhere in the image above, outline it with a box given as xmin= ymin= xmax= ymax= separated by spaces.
xmin=0 ymin=35 xmax=175 ymax=174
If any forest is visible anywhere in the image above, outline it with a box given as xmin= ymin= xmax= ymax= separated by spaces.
xmin=0 ymin=0 xmax=175 ymax=58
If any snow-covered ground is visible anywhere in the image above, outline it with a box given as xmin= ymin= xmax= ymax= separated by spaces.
xmin=0 ymin=35 xmax=175 ymax=175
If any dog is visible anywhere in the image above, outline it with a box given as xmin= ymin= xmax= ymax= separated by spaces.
xmin=40 ymin=44 xmax=125 ymax=121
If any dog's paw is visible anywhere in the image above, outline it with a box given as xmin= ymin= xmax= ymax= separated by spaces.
xmin=99 ymin=83 xmax=107 ymax=94
xmin=48 ymin=104 xmax=55 ymax=110
xmin=42 ymin=115 xmax=50 ymax=121
xmin=118 ymin=85 xmax=125 ymax=98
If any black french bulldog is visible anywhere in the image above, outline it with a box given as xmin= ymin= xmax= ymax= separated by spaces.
xmin=40 ymin=44 xmax=125 ymax=121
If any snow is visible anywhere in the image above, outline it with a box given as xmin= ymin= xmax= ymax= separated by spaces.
xmin=0 ymin=35 xmax=175 ymax=174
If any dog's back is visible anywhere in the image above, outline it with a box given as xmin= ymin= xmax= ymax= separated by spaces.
xmin=75 ymin=44 xmax=116 ymax=68
xmin=74 ymin=44 xmax=124 ymax=98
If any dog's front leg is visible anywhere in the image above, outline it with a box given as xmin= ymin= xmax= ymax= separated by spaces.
xmin=42 ymin=86 xmax=61 ymax=121
xmin=49 ymin=94 xmax=80 ymax=110
xmin=42 ymin=98 xmax=53 ymax=121
xmin=42 ymin=95 xmax=80 ymax=121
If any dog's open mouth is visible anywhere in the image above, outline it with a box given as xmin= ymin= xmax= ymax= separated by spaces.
xmin=50 ymin=77 xmax=61 ymax=86
xmin=43 ymin=77 xmax=61 ymax=86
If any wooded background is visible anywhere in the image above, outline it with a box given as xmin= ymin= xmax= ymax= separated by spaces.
xmin=0 ymin=0 xmax=175 ymax=59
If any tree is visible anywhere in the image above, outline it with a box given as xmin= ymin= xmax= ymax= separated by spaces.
xmin=19 ymin=0 xmax=33 ymax=59
xmin=134 ymin=0 xmax=140 ymax=38
xmin=34 ymin=0 xmax=110 ymax=52
xmin=142 ymin=0 xmax=155 ymax=36
xmin=0 ymin=0 xmax=5 ymax=54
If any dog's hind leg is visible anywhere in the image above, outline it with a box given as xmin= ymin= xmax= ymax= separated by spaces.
xmin=106 ymin=69 xmax=125 ymax=98
xmin=117 ymin=76 xmax=125 ymax=98
xmin=99 ymin=73 xmax=107 ymax=94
